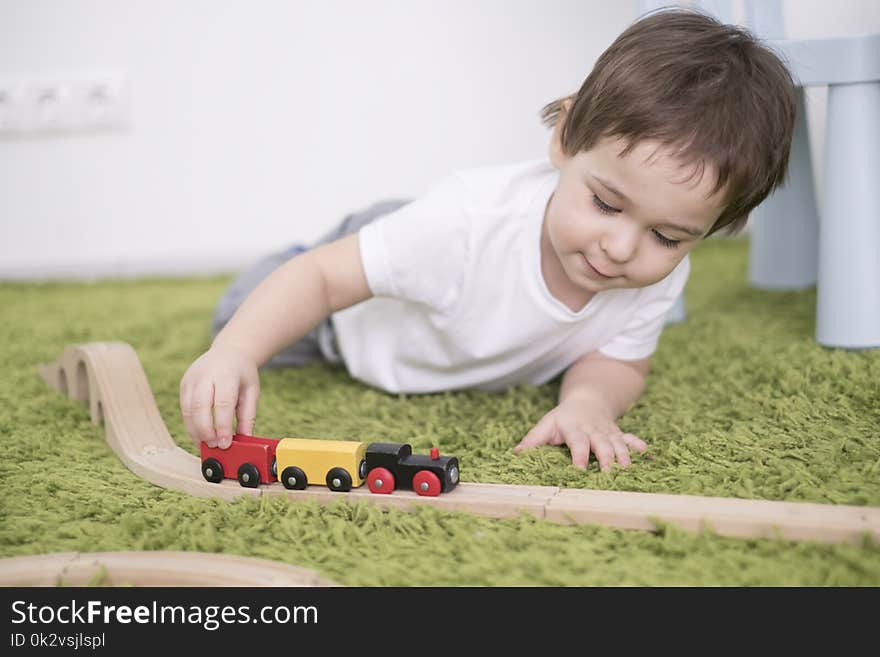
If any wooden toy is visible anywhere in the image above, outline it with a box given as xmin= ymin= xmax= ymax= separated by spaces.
xmin=276 ymin=437 xmax=367 ymax=491
xmin=0 ymin=551 xmax=339 ymax=586
xmin=365 ymin=443 xmax=459 ymax=496
xmin=38 ymin=342 xmax=880 ymax=545
xmin=198 ymin=434 xmax=459 ymax=497
xmin=200 ymin=434 xmax=279 ymax=487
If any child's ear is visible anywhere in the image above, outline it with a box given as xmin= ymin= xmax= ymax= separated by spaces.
xmin=549 ymin=99 xmax=573 ymax=169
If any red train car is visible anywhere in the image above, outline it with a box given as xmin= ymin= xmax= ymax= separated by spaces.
xmin=200 ymin=434 xmax=278 ymax=488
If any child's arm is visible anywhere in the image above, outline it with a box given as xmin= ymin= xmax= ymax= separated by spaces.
xmin=513 ymin=351 xmax=650 ymax=471
xmin=179 ymin=234 xmax=372 ymax=448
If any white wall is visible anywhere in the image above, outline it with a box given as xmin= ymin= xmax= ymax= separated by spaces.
xmin=1 ymin=0 xmax=879 ymax=280
xmin=0 ymin=0 xmax=635 ymax=279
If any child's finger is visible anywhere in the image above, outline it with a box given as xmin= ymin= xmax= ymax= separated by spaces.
xmin=190 ymin=381 xmax=218 ymax=447
xmin=235 ymin=382 xmax=260 ymax=437
xmin=621 ymin=433 xmax=647 ymax=452
xmin=180 ymin=381 xmax=199 ymax=446
xmin=610 ymin=435 xmax=633 ymax=467
xmin=513 ymin=412 xmax=556 ymax=453
xmin=590 ymin=435 xmax=616 ymax=472
xmin=212 ymin=378 xmax=239 ymax=449
xmin=559 ymin=429 xmax=591 ymax=469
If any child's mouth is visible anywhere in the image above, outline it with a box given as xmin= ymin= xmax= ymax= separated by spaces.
xmin=583 ymin=254 xmax=614 ymax=279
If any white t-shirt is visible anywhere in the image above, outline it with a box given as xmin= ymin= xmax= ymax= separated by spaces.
xmin=330 ymin=158 xmax=690 ymax=394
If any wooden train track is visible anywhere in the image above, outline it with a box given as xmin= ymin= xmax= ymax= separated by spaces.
xmin=0 ymin=551 xmax=338 ymax=586
xmin=39 ymin=342 xmax=880 ymax=545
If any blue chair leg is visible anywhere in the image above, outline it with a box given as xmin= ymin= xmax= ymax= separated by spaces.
xmin=816 ymin=80 xmax=880 ymax=349
xmin=748 ymin=87 xmax=819 ymax=290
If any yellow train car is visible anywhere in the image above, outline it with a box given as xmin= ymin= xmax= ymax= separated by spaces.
xmin=275 ymin=438 xmax=368 ymax=492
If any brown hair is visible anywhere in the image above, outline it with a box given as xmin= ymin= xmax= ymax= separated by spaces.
xmin=541 ymin=8 xmax=796 ymax=236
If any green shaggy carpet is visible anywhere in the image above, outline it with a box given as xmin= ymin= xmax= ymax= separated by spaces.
xmin=1 ymin=238 xmax=878 ymax=586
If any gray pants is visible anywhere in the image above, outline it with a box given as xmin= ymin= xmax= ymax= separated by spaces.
xmin=211 ymin=199 xmax=410 ymax=368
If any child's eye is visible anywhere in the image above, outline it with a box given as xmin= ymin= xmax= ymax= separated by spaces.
xmin=652 ymin=229 xmax=680 ymax=249
xmin=592 ymin=193 xmax=680 ymax=248
xmin=592 ymin=194 xmax=620 ymax=215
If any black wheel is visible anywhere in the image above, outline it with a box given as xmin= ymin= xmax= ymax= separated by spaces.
xmin=201 ymin=458 xmax=224 ymax=484
xmin=326 ymin=467 xmax=353 ymax=492
xmin=237 ymin=463 xmax=261 ymax=488
xmin=281 ymin=466 xmax=308 ymax=490
xmin=358 ymin=458 xmax=367 ymax=480
xmin=270 ymin=458 xmax=278 ymax=480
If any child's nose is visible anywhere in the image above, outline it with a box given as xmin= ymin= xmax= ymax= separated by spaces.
xmin=600 ymin=224 xmax=639 ymax=263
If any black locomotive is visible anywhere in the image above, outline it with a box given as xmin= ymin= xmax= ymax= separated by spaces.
xmin=364 ymin=443 xmax=460 ymax=496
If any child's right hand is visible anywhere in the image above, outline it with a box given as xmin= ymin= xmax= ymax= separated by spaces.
xmin=179 ymin=343 xmax=261 ymax=449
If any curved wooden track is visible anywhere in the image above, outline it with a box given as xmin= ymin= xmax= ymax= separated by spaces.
xmin=39 ymin=342 xmax=880 ymax=545
xmin=0 ymin=551 xmax=338 ymax=587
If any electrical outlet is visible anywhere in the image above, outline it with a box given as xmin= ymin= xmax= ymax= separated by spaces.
xmin=0 ymin=81 xmax=28 ymax=133
xmin=0 ymin=71 xmax=131 ymax=136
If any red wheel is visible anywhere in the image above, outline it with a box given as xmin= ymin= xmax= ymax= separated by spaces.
xmin=413 ymin=470 xmax=442 ymax=497
xmin=367 ymin=467 xmax=395 ymax=494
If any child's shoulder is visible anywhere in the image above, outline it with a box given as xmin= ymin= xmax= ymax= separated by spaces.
xmin=454 ymin=157 xmax=555 ymax=189
xmin=449 ymin=158 xmax=557 ymax=215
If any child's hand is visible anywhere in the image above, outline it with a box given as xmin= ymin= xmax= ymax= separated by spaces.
xmin=179 ymin=343 xmax=260 ymax=449
xmin=513 ymin=397 xmax=648 ymax=471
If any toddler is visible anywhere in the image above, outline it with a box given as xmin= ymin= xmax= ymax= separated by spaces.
xmin=180 ymin=8 xmax=796 ymax=471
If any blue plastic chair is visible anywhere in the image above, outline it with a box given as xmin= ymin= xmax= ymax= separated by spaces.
xmin=641 ymin=1 xmax=880 ymax=349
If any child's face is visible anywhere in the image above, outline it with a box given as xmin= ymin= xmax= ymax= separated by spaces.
xmin=543 ymin=132 xmax=727 ymax=303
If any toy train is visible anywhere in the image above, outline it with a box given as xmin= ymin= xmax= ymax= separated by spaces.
xmin=200 ymin=434 xmax=460 ymax=497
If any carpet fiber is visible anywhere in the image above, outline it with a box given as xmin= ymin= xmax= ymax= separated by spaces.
xmin=1 ymin=238 xmax=878 ymax=585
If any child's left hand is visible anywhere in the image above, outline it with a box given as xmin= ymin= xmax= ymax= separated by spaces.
xmin=513 ymin=397 xmax=648 ymax=471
